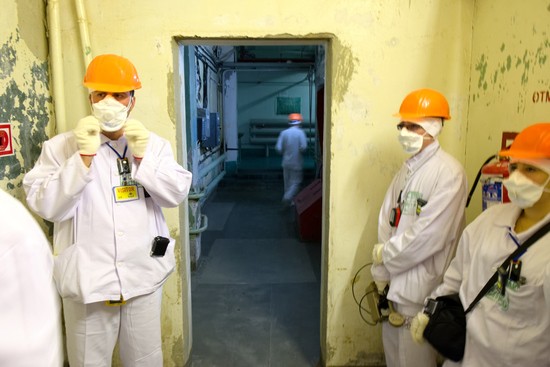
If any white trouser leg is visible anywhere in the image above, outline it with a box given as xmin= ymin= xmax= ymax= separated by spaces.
xmin=119 ymin=288 xmax=164 ymax=367
xmin=382 ymin=320 xmax=437 ymax=367
xmin=63 ymin=298 xmax=120 ymax=367
xmin=63 ymin=288 xmax=164 ymax=367
xmin=283 ymin=168 xmax=303 ymax=202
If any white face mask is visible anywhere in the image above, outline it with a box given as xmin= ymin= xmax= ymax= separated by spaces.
xmin=398 ymin=128 xmax=427 ymax=155
xmin=503 ymin=170 xmax=550 ymax=209
xmin=92 ymin=97 xmax=132 ymax=132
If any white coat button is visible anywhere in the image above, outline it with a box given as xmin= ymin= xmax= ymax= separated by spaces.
xmin=117 ymin=231 xmax=124 ymax=236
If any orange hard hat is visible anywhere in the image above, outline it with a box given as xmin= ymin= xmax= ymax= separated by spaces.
xmin=394 ymin=88 xmax=451 ymax=120
xmin=288 ymin=113 xmax=303 ymax=122
xmin=499 ymin=123 xmax=550 ymax=159
xmin=83 ymin=54 xmax=142 ymax=92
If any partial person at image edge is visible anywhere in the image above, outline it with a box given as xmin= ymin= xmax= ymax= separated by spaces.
xmin=0 ymin=188 xmax=63 ymax=367
xmin=411 ymin=122 xmax=550 ymax=367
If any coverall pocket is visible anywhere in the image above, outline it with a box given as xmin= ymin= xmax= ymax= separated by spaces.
xmin=53 ymin=244 xmax=82 ymax=302
xmin=161 ymin=237 xmax=176 ymax=270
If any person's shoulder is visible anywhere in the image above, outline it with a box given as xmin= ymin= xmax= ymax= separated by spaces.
xmin=147 ymin=132 xmax=176 ymax=150
xmin=0 ymin=190 xmax=46 ymax=245
xmin=433 ymin=148 xmax=465 ymax=174
xmin=48 ymin=131 xmax=75 ymax=144
xmin=148 ymin=132 xmax=168 ymax=143
xmin=37 ymin=131 xmax=78 ymax=158
xmin=468 ymin=203 xmax=515 ymax=230
xmin=39 ymin=131 xmax=77 ymax=151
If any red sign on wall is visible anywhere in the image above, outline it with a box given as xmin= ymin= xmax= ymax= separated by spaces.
xmin=0 ymin=123 xmax=14 ymax=157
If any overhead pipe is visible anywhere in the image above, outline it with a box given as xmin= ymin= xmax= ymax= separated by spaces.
xmin=75 ymin=0 xmax=93 ymax=67
xmin=47 ymin=0 xmax=67 ymax=133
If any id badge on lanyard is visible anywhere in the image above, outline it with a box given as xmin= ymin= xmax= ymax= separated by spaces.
xmin=107 ymin=144 xmax=140 ymax=203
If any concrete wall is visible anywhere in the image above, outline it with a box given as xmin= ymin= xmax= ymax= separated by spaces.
xmin=2 ymin=0 xmax=548 ymax=366
xmin=238 ymin=70 xmax=315 ymax=147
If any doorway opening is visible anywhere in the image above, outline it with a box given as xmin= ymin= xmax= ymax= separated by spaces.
xmin=178 ymin=39 xmax=327 ymax=366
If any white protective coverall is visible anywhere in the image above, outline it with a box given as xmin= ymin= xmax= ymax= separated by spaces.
xmin=372 ymin=141 xmax=467 ymax=367
xmin=275 ymin=124 xmax=307 ymax=202
xmin=0 ymin=189 xmax=63 ymax=367
xmin=430 ymin=203 xmax=550 ymax=367
xmin=24 ymin=132 xmax=191 ymax=303
xmin=23 ymin=131 xmax=191 ymax=365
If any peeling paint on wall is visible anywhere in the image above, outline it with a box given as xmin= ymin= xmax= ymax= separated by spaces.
xmin=472 ymin=37 xmax=549 ymax=113
xmin=0 ymin=31 xmax=51 ymax=181
xmin=475 ymin=54 xmax=488 ymax=91
xmin=0 ymin=34 xmax=17 ymax=79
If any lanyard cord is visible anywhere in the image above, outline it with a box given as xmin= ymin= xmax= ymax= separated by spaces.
xmin=507 ymin=229 xmax=525 ymax=261
xmin=106 ymin=143 xmax=128 ymax=159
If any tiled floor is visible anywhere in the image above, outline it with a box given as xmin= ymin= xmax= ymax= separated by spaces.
xmin=190 ymin=154 xmax=321 ymax=367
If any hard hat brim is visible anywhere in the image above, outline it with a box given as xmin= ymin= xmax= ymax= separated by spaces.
xmin=498 ymin=149 xmax=549 ymax=160
xmin=393 ymin=112 xmax=451 ymax=121
xmin=84 ymin=82 xmax=141 ymax=93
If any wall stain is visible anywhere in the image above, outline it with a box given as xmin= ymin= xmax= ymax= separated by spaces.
xmin=171 ymin=335 xmax=184 ymax=365
xmin=474 ymin=54 xmax=488 ymax=90
xmin=332 ymin=39 xmax=357 ymax=107
xmin=0 ymin=33 xmax=18 ymax=79
xmin=0 ymin=31 xmax=52 ymax=189
xmin=0 ymin=76 xmax=51 ymax=179
xmin=473 ymin=37 xmax=549 ymax=108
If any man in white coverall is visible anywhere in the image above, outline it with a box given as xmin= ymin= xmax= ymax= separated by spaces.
xmin=411 ymin=122 xmax=550 ymax=367
xmin=23 ymin=54 xmax=192 ymax=367
xmin=371 ymin=88 xmax=467 ymax=367
xmin=0 ymin=188 xmax=63 ymax=367
xmin=275 ymin=112 xmax=308 ymax=205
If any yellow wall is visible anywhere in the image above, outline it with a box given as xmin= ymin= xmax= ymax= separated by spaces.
xmin=2 ymin=0 xmax=549 ymax=366
xmin=465 ymin=1 xmax=550 ymax=221
xmin=57 ymin=1 xmax=474 ymax=365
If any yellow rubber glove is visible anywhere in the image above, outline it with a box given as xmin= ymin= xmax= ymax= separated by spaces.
xmin=124 ymin=119 xmax=150 ymax=158
xmin=372 ymin=243 xmax=384 ymax=265
xmin=410 ymin=312 xmax=430 ymax=344
xmin=74 ymin=116 xmax=101 ymax=156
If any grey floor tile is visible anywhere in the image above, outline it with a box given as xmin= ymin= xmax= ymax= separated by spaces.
xmin=197 ymin=239 xmax=316 ymax=285
xmin=202 ymin=202 xmax=235 ymax=231
xmin=191 ymin=172 xmax=321 ymax=367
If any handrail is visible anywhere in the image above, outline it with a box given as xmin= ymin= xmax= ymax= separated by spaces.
xmin=189 ymin=214 xmax=208 ymax=235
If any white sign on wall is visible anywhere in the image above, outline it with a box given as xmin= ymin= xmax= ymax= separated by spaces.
xmin=0 ymin=123 xmax=14 ymax=157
